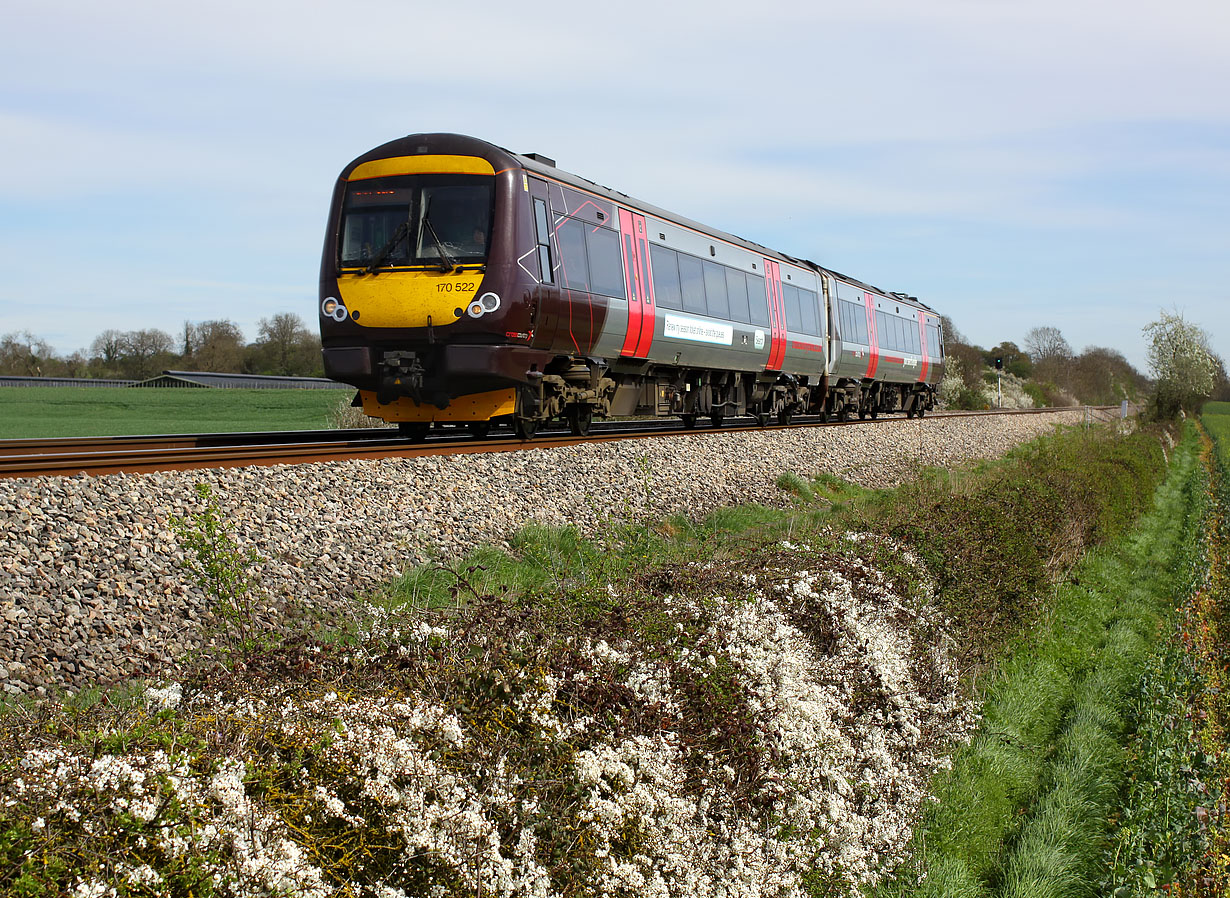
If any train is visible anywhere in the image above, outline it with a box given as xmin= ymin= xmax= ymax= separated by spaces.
xmin=318 ymin=133 xmax=944 ymax=440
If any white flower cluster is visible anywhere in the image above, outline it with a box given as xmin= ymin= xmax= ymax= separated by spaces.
xmin=6 ymin=534 xmax=969 ymax=898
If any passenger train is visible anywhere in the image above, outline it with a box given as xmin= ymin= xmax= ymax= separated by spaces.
xmin=318 ymin=133 xmax=944 ymax=439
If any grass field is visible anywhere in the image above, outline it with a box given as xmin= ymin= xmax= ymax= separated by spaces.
xmin=0 ymin=387 xmax=360 ymax=438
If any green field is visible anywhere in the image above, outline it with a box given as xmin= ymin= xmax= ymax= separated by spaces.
xmin=0 ymin=387 xmax=358 ymax=438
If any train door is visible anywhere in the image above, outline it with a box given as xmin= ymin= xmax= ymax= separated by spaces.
xmin=763 ymin=259 xmax=786 ymax=371
xmin=863 ymin=292 xmax=880 ymax=379
xmin=617 ymin=210 xmax=655 ymax=358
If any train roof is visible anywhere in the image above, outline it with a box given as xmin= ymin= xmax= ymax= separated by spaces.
xmin=344 ymin=133 xmax=936 ymax=315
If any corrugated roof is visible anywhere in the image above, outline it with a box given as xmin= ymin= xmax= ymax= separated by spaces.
xmin=132 ymin=371 xmax=350 ymax=389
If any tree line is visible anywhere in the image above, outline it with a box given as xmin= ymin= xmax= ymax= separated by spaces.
xmin=0 ymin=314 xmax=323 ymax=380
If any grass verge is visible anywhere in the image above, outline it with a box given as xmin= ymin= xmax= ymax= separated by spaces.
xmin=871 ymin=424 xmax=1203 ymax=898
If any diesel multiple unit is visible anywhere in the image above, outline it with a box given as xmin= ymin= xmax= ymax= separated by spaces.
xmin=319 ymin=133 xmax=944 ymax=439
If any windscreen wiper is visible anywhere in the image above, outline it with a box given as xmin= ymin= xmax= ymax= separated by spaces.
xmin=363 ymin=219 xmax=411 ymax=274
xmin=421 ymin=211 xmax=457 ymax=273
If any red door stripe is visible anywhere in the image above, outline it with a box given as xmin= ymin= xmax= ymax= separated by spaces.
xmin=917 ymin=316 xmax=930 ymax=383
xmin=864 ymin=292 xmax=880 ymax=378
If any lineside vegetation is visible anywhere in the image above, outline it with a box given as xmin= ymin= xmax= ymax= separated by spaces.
xmin=0 ymin=422 xmax=1185 ymax=897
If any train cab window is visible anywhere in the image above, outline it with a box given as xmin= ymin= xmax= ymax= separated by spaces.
xmin=926 ymin=322 xmax=942 ymax=357
xmin=338 ymin=174 xmax=493 ymax=269
xmin=747 ymin=274 xmax=770 ymax=327
xmin=586 ymin=226 xmax=626 ymax=298
xmin=726 ymin=268 xmax=750 ymax=323
xmin=702 ymin=261 xmax=729 ymax=319
xmin=679 ymin=255 xmax=706 ymax=314
xmin=650 ymin=245 xmax=682 ymax=310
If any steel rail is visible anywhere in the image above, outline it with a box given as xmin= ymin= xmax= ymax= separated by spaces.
xmin=0 ymin=407 xmax=1115 ymax=480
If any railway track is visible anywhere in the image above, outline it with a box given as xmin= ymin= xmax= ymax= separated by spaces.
xmin=0 ymin=407 xmax=1115 ymax=479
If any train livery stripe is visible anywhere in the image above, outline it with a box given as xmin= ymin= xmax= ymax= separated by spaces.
xmin=864 ymin=292 xmax=880 ymax=379
xmin=917 ymin=316 xmax=930 ymax=383
xmin=617 ymin=210 xmax=655 ymax=358
xmin=634 ymin=221 xmax=656 ymax=357
xmin=347 ymin=155 xmax=496 ymax=180
xmin=764 ymin=260 xmax=786 ymax=371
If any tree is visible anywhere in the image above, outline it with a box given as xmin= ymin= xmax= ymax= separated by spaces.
xmin=90 ymin=329 xmax=127 ymax=371
xmin=985 ymin=341 xmax=1032 ymax=379
xmin=182 ymin=320 xmax=245 ymax=372
xmin=1024 ymin=325 xmax=1073 ymax=388
xmin=1068 ymin=346 xmax=1147 ymax=406
xmin=0 ymin=331 xmax=56 ymax=376
xmin=249 ymin=313 xmax=322 ymax=376
xmin=119 ymin=329 xmax=175 ymax=379
xmin=1143 ymin=310 xmax=1218 ymax=418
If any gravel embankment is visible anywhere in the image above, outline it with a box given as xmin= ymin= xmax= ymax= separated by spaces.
xmin=0 ymin=411 xmax=1083 ymax=697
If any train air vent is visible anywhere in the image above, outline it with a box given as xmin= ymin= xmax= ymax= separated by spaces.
xmin=523 ymin=153 xmax=557 ymax=167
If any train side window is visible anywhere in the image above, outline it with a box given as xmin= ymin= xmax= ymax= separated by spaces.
xmin=726 ymin=268 xmax=750 ymax=323
xmin=679 ymin=254 xmax=706 ymax=314
xmin=798 ymin=288 xmax=818 ymax=335
xmin=747 ymin=274 xmax=770 ymax=326
xmin=927 ymin=323 xmax=942 ymax=357
xmin=702 ymin=260 xmax=729 ymax=319
xmin=555 ymin=216 xmax=590 ymax=291
xmin=533 ymin=199 xmax=553 ymax=285
xmin=586 ymin=226 xmax=626 ymax=298
xmin=896 ymin=317 xmax=908 ymax=353
xmin=651 ymin=245 xmax=682 ymax=310
xmin=783 ymin=284 xmax=802 ymax=332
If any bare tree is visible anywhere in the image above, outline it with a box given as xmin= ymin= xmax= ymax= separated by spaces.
xmin=0 ymin=331 xmax=56 ymax=376
xmin=120 ymin=329 xmax=175 ymax=379
xmin=1024 ymin=326 xmax=1073 ymax=387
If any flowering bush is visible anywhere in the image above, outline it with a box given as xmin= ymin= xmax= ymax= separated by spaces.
xmin=0 ymin=534 xmax=971 ymax=898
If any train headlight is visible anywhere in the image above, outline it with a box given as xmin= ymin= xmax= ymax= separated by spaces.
xmin=322 ymin=297 xmax=348 ymax=322
xmin=466 ymin=292 xmax=501 ymax=319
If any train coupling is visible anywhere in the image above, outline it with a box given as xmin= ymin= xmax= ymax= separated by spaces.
xmin=377 ymin=351 xmax=431 ymax=406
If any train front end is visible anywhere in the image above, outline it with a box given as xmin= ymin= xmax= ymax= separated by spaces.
xmin=318 ymin=134 xmax=541 ymax=435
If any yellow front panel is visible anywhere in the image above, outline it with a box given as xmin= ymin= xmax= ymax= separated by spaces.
xmin=337 ymin=271 xmax=483 ymax=329
xmin=361 ymin=389 xmax=516 ymax=423
xmin=348 ymin=155 xmax=496 ymax=180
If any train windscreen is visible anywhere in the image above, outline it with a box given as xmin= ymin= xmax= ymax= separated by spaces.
xmin=339 ymin=174 xmax=494 ymax=271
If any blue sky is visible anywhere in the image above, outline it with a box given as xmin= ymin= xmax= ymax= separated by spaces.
xmin=1 ymin=0 xmax=1226 ymax=373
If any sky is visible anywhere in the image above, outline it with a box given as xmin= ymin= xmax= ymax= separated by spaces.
xmin=1 ymin=0 xmax=1227 ymax=373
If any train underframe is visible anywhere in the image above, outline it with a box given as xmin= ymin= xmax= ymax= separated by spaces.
xmin=352 ymin=345 xmax=937 ymax=440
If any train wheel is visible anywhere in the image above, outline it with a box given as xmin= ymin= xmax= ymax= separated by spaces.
xmin=819 ymin=409 xmax=829 ymax=423
xmin=513 ymin=417 xmax=539 ymax=441
xmin=468 ymin=422 xmax=491 ymax=439
xmin=917 ymin=406 xmax=926 ymax=418
xmin=870 ymin=407 xmax=879 ymax=420
xmin=858 ymin=407 xmax=868 ymax=420
xmin=777 ymin=410 xmax=793 ymax=426
xmin=710 ymin=412 xmax=724 ymax=429
xmin=398 ymin=422 xmax=430 ymax=442
xmin=906 ymin=407 xmax=917 ymax=419
xmin=567 ymin=406 xmax=593 ymax=437
xmin=681 ymin=414 xmax=697 ymax=429
xmin=754 ymin=413 xmax=769 ymax=427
